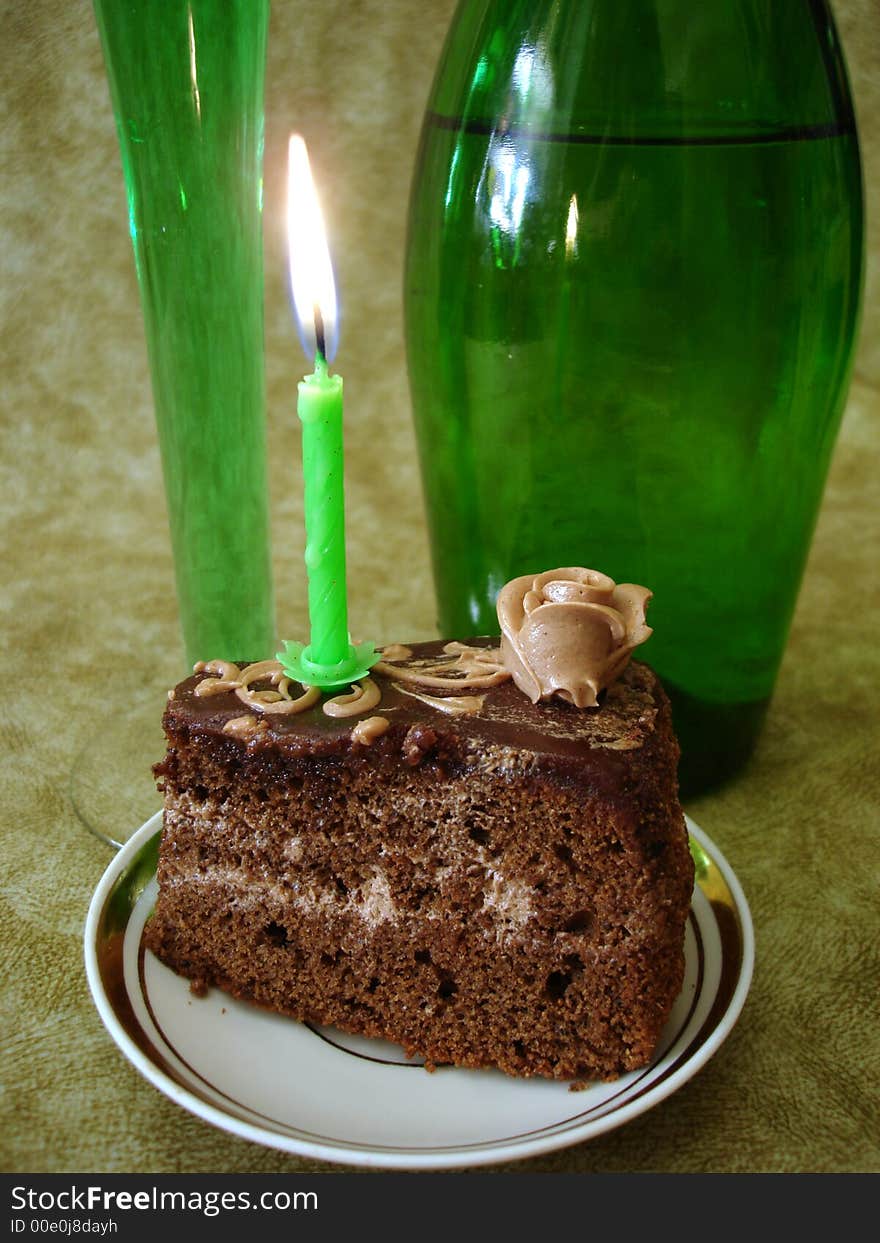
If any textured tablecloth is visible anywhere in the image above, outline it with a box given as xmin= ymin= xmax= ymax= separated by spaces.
xmin=2 ymin=0 xmax=878 ymax=1174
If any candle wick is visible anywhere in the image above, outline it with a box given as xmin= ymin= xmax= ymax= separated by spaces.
xmin=313 ymin=304 xmax=327 ymax=365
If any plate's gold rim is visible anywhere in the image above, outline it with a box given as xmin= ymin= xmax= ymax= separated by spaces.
xmin=91 ymin=823 xmax=197 ymax=1093
xmin=87 ymin=813 xmax=752 ymax=1163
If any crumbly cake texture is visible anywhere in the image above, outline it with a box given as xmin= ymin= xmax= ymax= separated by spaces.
xmin=146 ymin=643 xmax=694 ymax=1081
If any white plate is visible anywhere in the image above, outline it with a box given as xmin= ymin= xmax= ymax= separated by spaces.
xmin=85 ymin=813 xmax=753 ymax=1170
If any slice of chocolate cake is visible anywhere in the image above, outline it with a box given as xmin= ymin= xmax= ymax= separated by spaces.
xmin=146 ymin=569 xmax=694 ymax=1081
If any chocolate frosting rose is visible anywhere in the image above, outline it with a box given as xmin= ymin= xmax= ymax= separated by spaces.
xmin=496 ymin=568 xmax=652 ymax=708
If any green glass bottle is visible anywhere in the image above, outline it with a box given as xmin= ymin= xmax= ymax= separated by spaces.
xmin=405 ymin=0 xmax=864 ymax=796
xmin=94 ymin=0 xmax=275 ymax=668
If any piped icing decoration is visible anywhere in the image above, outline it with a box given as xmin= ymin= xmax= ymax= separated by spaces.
xmin=496 ymin=568 xmax=652 ymax=708
xmin=193 ymin=660 xmax=321 ymax=715
xmin=351 ymin=715 xmax=391 ymax=744
xmin=398 ymin=687 xmax=487 ymax=717
xmin=374 ymin=641 xmax=509 ymax=690
xmin=223 ymin=715 xmax=268 ymax=738
xmin=193 ymin=659 xmax=242 ymax=696
xmin=323 ymin=678 xmax=382 ymax=718
xmin=379 ymin=644 xmax=413 ymax=662
xmin=191 ymin=650 xmax=505 ymax=724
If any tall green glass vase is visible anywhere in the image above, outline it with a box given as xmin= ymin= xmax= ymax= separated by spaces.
xmin=405 ymin=0 xmax=864 ymax=796
xmin=94 ymin=0 xmax=275 ymax=668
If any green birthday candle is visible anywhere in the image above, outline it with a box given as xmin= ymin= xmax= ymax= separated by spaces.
xmin=277 ymin=135 xmax=377 ymax=690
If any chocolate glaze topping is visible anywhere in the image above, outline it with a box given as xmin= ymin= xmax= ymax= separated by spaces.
xmin=165 ymin=640 xmax=663 ymax=778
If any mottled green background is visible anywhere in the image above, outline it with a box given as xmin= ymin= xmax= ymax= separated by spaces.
xmin=2 ymin=0 xmax=877 ymax=1172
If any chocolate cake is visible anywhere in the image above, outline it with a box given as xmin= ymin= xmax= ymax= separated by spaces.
xmin=146 ymin=569 xmax=694 ymax=1081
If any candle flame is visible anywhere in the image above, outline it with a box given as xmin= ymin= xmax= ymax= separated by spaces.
xmin=287 ymin=134 xmax=339 ymax=362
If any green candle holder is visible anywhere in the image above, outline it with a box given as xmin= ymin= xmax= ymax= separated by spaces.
xmin=277 ymin=639 xmax=380 ymax=691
